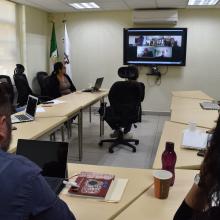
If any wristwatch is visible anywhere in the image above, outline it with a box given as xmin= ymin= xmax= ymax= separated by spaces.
xmin=194 ymin=174 xmax=200 ymax=185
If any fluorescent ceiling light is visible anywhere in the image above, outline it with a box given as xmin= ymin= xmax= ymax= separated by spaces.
xmin=188 ymin=0 xmax=219 ymax=5
xmin=69 ymin=2 xmax=100 ymax=9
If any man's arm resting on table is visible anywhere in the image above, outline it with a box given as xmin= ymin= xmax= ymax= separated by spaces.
xmin=29 ymin=173 xmax=76 ymax=220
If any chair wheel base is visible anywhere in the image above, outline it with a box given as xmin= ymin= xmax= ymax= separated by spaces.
xmin=109 ymin=148 xmax=114 ymax=153
xmin=135 ymin=140 xmax=139 ymax=145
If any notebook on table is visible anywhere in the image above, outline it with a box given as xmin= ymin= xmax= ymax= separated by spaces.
xmin=11 ymin=95 xmax=38 ymax=124
xmin=67 ymin=171 xmax=128 ymax=202
xmin=82 ymin=77 xmax=104 ymax=92
xmin=68 ymin=172 xmax=115 ymax=198
xmin=182 ymin=129 xmax=210 ymax=150
xmin=16 ymin=139 xmax=68 ymax=195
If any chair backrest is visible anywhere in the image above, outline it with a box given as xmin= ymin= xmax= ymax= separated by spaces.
xmin=108 ymin=81 xmax=142 ymax=125
xmin=13 ymin=73 xmax=33 ymax=107
xmin=0 ymin=75 xmax=14 ymax=104
xmin=118 ymin=66 xmax=138 ymax=80
xmin=36 ymin=72 xmax=49 ymax=96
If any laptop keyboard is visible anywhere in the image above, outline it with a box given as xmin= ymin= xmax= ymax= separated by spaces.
xmin=15 ymin=115 xmax=30 ymax=121
xmin=44 ymin=176 xmax=65 ymax=195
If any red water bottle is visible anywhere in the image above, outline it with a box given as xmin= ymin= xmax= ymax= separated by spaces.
xmin=162 ymin=142 xmax=177 ymax=186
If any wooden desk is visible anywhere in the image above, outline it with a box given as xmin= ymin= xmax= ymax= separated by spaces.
xmin=60 ymin=90 xmax=108 ymax=109
xmin=37 ymin=90 xmax=108 ymax=160
xmin=171 ymin=108 xmax=218 ymax=129
xmin=37 ymin=90 xmax=108 ymax=118
xmin=153 ymin=121 xmax=205 ymax=170
xmin=37 ymin=103 xmax=81 ymax=118
xmin=60 ymin=164 xmax=154 ymax=220
xmin=170 ymin=96 xmax=210 ymax=110
xmin=9 ymin=117 xmax=67 ymax=153
xmin=172 ymin=90 xmax=214 ymax=100
xmin=114 ymin=169 xmax=197 ymax=220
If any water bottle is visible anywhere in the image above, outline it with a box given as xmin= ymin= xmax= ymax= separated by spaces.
xmin=162 ymin=142 xmax=177 ymax=186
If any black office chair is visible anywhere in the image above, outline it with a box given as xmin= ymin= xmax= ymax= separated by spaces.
xmin=0 ymin=75 xmax=18 ymax=113
xmin=0 ymin=75 xmax=14 ymax=105
xmin=13 ymin=64 xmax=36 ymax=107
xmin=36 ymin=71 xmax=50 ymax=96
xmin=99 ymin=66 xmax=145 ymax=153
xmin=14 ymin=65 xmax=51 ymax=106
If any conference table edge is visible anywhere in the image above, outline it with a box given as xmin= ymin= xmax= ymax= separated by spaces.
xmin=9 ymin=117 xmax=67 ymax=154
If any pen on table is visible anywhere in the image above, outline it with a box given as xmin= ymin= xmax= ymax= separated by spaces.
xmin=42 ymin=105 xmax=53 ymax=107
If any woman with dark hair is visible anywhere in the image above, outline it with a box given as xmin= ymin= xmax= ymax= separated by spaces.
xmin=174 ymin=115 xmax=220 ymax=220
xmin=48 ymin=62 xmax=76 ymax=99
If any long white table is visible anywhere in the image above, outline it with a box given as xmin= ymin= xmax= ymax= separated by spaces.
xmin=10 ymin=117 xmax=67 ymax=153
xmin=153 ymin=121 xmax=205 ymax=170
xmin=114 ymin=170 xmax=197 ymax=220
xmin=60 ymin=164 xmax=154 ymax=220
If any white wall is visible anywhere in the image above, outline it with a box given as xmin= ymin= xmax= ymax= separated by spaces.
xmin=52 ymin=9 xmax=220 ymax=112
xmin=24 ymin=6 xmax=49 ymax=90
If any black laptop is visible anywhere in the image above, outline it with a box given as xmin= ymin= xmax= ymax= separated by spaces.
xmin=82 ymin=77 xmax=104 ymax=92
xmin=16 ymin=139 xmax=68 ymax=195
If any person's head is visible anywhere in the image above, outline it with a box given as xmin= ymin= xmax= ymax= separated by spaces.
xmin=0 ymin=83 xmax=12 ymax=152
xmin=14 ymin=64 xmax=25 ymax=75
xmin=200 ymin=114 xmax=220 ymax=206
xmin=53 ymin=62 xmax=66 ymax=75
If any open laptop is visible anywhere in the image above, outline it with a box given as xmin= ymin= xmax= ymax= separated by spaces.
xmin=11 ymin=95 xmax=38 ymax=124
xmin=16 ymin=139 xmax=68 ymax=195
xmin=82 ymin=77 xmax=104 ymax=92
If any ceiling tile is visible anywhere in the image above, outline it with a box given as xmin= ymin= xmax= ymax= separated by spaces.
xmin=62 ymin=0 xmax=129 ymax=11
xmin=123 ymin=0 xmax=157 ymax=9
xmin=94 ymin=0 xmax=129 ymax=10
xmin=12 ymin=0 xmax=220 ymax=12
xmin=156 ymin=0 xmax=188 ymax=8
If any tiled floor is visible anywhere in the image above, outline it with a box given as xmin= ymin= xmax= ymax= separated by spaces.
xmin=46 ymin=112 xmax=170 ymax=169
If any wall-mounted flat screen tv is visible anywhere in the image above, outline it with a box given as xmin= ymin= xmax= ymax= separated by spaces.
xmin=123 ymin=28 xmax=187 ymax=66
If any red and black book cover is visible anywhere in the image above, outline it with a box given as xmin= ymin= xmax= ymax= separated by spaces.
xmin=68 ymin=172 xmax=115 ymax=198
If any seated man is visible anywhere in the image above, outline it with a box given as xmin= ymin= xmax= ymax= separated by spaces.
xmin=0 ymin=84 xmax=75 ymax=220
xmin=104 ymin=66 xmax=145 ymax=138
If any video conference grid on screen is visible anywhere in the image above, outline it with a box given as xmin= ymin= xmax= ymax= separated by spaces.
xmin=124 ymin=29 xmax=187 ymax=66
xmin=130 ymin=35 xmax=182 ymax=58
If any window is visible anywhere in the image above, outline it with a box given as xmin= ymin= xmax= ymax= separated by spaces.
xmin=0 ymin=0 xmax=18 ymax=78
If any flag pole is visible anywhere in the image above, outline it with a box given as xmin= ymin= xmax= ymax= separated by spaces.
xmin=62 ymin=19 xmax=72 ymax=80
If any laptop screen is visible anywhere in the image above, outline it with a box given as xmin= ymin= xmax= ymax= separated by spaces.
xmin=16 ymin=140 xmax=68 ymax=178
xmin=94 ymin=77 xmax=104 ymax=90
xmin=25 ymin=95 xmax=38 ymax=118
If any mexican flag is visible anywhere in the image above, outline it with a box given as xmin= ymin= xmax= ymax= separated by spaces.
xmin=50 ymin=22 xmax=58 ymax=72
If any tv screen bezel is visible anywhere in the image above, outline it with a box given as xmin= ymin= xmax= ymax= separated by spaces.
xmin=123 ymin=28 xmax=188 ymax=66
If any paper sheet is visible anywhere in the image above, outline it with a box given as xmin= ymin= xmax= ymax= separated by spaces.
xmin=104 ymin=178 xmax=128 ymax=203
xmin=182 ymin=129 xmax=209 ymax=150
xmin=52 ymin=99 xmax=65 ymax=105
xmin=36 ymin=107 xmax=45 ymax=113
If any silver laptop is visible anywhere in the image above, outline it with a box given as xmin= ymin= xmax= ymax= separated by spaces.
xmin=82 ymin=77 xmax=104 ymax=92
xmin=11 ymin=95 xmax=38 ymax=124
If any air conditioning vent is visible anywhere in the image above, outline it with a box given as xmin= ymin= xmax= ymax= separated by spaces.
xmin=132 ymin=10 xmax=178 ymax=25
